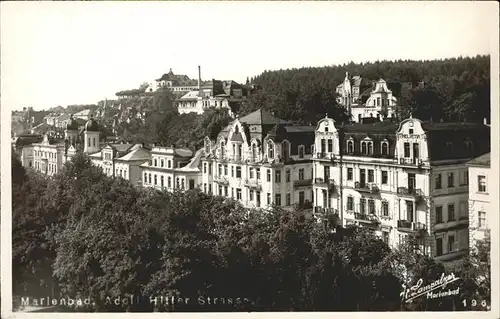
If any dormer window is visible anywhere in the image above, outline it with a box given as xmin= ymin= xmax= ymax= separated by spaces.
xmin=361 ymin=140 xmax=373 ymax=155
xmin=268 ymin=141 xmax=275 ymax=159
xmin=234 ymin=125 xmax=239 ymax=134
xmin=347 ymin=140 xmax=354 ymax=154
xmin=325 ymin=127 xmax=329 ymax=132
xmin=381 ymin=141 xmax=389 ymax=156
xmin=298 ymin=145 xmax=305 ymax=159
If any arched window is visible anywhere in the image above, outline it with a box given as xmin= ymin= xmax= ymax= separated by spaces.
xmin=347 ymin=140 xmax=354 ymax=154
xmin=381 ymin=141 xmax=389 ymax=156
xmin=367 ymin=142 xmax=373 ymax=155
xmin=252 ymin=143 xmax=257 ymax=161
xmin=268 ymin=141 xmax=275 ymax=159
xmin=234 ymin=125 xmax=239 ymax=134
xmin=361 ymin=141 xmax=367 ymax=155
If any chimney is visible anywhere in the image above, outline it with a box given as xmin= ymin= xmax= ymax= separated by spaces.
xmin=198 ymin=65 xmax=201 ymax=90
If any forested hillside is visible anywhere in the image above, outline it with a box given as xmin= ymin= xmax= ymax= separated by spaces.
xmin=242 ymin=55 xmax=490 ymax=124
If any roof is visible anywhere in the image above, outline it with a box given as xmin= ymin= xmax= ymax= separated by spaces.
xmin=116 ymin=146 xmax=151 ymax=161
xmin=178 ymin=90 xmax=199 ymax=100
xmin=421 ymin=122 xmax=484 ymax=131
xmin=177 ymin=149 xmax=203 ymax=172
xmin=74 ymin=109 xmax=91 ymax=116
xmin=238 ymin=109 xmax=288 ymax=125
xmin=110 ymin=143 xmax=135 ymax=153
xmin=343 ymin=121 xmax=399 ymax=134
xmin=175 ymin=148 xmax=193 ymax=157
xmin=467 ymin=152 xmax=490 ymax=167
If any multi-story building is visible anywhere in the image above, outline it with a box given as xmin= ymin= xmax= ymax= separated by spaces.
xmin=140 ymin=146 xmax=200 ymax=191
xmin=12 ymin=134 xmax=44 ymax=168
xmin=466 ymin=152 xmax=491 ymax=249
xmin=201 ymin=109 xmax=315 ymax=210
xmin=145 ymin=67 xmax=200 ymax=94
xmin=336 ymin=73 xmax=397 ymax=123
xmin=312 ymin=115 xmax=489 ymax=262
xmin=32 ymin=134 xmax=66 ymax=176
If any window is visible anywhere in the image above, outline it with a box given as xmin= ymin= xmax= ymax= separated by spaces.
xmin=154 ymin=159 xmax=158 ymax=167
xmin=299 ymin=168 xmax=304 ymax=180
xmin=478 ymin=211 xmax=486 ymax=229
xmin=275 ymin=194 xmax=281 ymax=206
xmin=478 ymin=175 xmax=486 ymax=192
xmin=267 ymin=193 xmax=271 ymax=204
xmin=231 ymin=188 xmax=234 ymax=198
xmin=367 ymin=142 xmax=373 ymax=155
xmin=404 ymin=143 xmax=410 ymax=158
xmin=275 ymin=170 xmax=281 ymax=183
xmin=256 ymin=192 xmax=260 ymax=206
xmin=208 ymin=184 xmax=212 ymax=194
xmin=347 ymin=196 xmax=354 ymax=211
xmin=382 ymin=201 xmax=389 ymax=217
xmin=204 ymin=183 xmax=207 ymax=193
xmin=347 ymin=168 xmax=353 ymax=181
xmin=447 ymin=172 xmax=454 ymax=188
xmin=409 ymin=129 xmax=414 ymax=135
xmin=327 ymin=139 xmax=333 ymax=152
xmin=154 ymin=175 xmax=157 ymax=185
xmin=249 ymin=189 xmax=254 ymax=201
xmin=93 ymin=138 xmax=96 ymax=147
xmin=218 ymin=164 xmax=223 ymax=176
xmin=381 ymin=171 xmax=388 ymax=184
xmin=347 ymin=140 xmax=354 ymax=154
xmin=231 ymin=166 xmax=234 ymax=177
xmin=325 ymin=126 xmax=329 ymax=133
xmin=218 ymin=185 xmax=223 ymax=195
xmin=360 ymin=198 xmax=366 ymax=214
xmin=148 ymin=173 xmax=152 ymax=184
xmin=286 ymin=193 xmax=291 ymax=206
xmin=168 ymin=160 xmax=172 ymax=169
xmin=256 ymin=168 xmax=261 ymax=180
xmin=381 ymin=142 xmax=389 ymax=156
xmin=251 ymin=144 xmax=257 ymax=161
xmin=368 ymin=170 xmax=374 ymax=183
xmin=436 ymin=238 xmax=443 ymax=256
xmin=181 ymin=179 xmax=185 ymax=189
xmin=267 ymin=169 xmax=271 ymax=182
xmin=368 ymin=199 xmax=375 ymax=214
xmin=361 ymin=141 xmax=367 ymax=155
xmin=224 ymin=165 xmax=228 ymax=176
xmin=435 ymin=174 xmax=442 ymax=189
xmin=447 ymin=204 xmax=455 ymax=221
xmin=236 ymin=166 xmax=242 ymax=178
xmin=286 ymin=169 xmax=291 ymax=182
xmin=382 ymin=231 xmax=389 ymax=244
xmin=433 ymin=205 xmax=442 ymax=223
xmin=224 ymin=186 xmax=228 ymax=196
xmin=268 ymin=141 xmax=274 ymax=159
xmin=160 ymin=176 xmax=164 ymax=187
xmin=249 ymin=168 xmax=254 ymax=179
xmin=298 ymin=145 xmax=305 ymax=158
xmin=448 ymin=235 xmax=456 ymax=252
xmin=237 ymin=188 xmax=242 ymax=200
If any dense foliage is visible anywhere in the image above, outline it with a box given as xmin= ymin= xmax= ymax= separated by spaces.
xmin=246 ymin=55 xmax=490 ymax=123
xmin=12 ymin=153 xmax=491 ymax=312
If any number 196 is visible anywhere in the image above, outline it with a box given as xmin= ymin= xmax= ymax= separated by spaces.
xmin=462 ymin=299 xmax=487 ymax=307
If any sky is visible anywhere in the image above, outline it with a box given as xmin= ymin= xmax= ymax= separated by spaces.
xmin=0 ymin=1 xmax=497 ymax=111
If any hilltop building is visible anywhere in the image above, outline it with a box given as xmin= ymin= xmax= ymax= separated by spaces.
xmin=336 ymin=73 xmax=398 ymax=123
xmin=311 ymin=115 xmax=489 ymax=262
xmin=466 ymin=153 xmax=491 ymax=250
xmin=145 ymin=68 xmax=200 ymax=94
xmin=201 ymin=109 xmax=316 ymax=210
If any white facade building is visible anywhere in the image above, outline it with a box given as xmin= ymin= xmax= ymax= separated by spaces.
xmin=32 ymin=134 xmax=66 ymax=176
xmin=466 ymin=153 xmax=491 ymax=249
xmin=312 ymin=115 xmax=489 ymax=262
xmin=201 ymin=109 xmax=315 ymax=211
xmin=140 ymin=146 xmax=198 ymax=191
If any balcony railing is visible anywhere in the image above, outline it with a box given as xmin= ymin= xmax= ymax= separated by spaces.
xmin=354 ymin=213 xmax=379 ymax=224
xmin=314 ymin=206 xmax=338 ymax=215
xmin=354 ymin=182 xmax=378 ymax=193
xmin=294 ymin=179 xmax=313 ymax=187
xmin=314 ymin=178 xmax=336 ymax=192
xmin=244 ymin=179 xmax=262 ymax=191
xmin=214 ymin=175 xmax=229 ymax=185
xmin=397 ymin=187 xmax=424 ymax=202
xmin=398 ymin=157 xmax=423 ymax=166
xmin=315 ymin=152 xmax=335 ymax=160
xmin=397 ymin=220 xmax=427 ymax=233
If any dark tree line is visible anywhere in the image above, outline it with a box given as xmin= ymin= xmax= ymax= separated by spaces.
xmin=12 ymin=153 xmax=490 ymax=312
xmin=244 ymin=55 xmax=490 ymax=123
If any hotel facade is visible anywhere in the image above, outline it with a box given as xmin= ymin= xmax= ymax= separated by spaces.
xmin=312 ymin=115 xmax=489 ymax=261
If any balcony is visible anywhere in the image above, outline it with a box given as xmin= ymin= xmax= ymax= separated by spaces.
xmin=354 ymin=213 xmax=379 ymax=225
xmin=397 ymin=220 xmax=427 ymax=234
xmin=354 ymin=182 xmax=379 ymax=194
xmin=434 ymin=217 xmax=469 ymax=232
xmin=397 ymin=187 xmax=424 ymax=202
xmin=294 ymin=179 xmax=313 ymax=187
xmin=214 ymin=175 xmax=229 ymax=185
xmin=314 ymin=178 xmax=336 ymax=193
xmin=398 ymin=157 xmax=423 ymax=167
xmin=314 ymin=206 xmax=338 ymax=215
xmin=244 ymin=179 xmax=262 ymax=191
xmin=294 ymin=201 xmax=313 ymax=210
xmin=315 ymin=152 xmax=336 ymax=160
